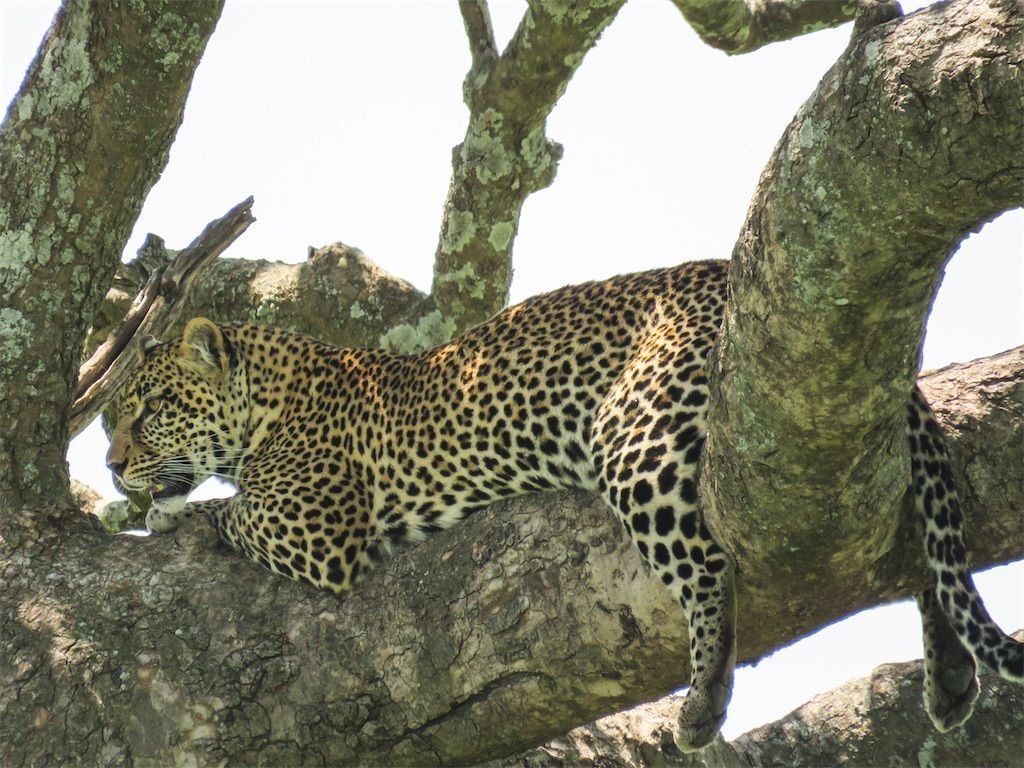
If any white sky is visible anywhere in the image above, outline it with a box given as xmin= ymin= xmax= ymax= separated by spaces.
xmin=3 ymin=0 xmax=1021 ymax=743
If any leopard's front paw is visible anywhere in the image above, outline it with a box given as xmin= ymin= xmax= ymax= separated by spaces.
xmin=145 ymin=495 xmax=189 ymax=533
xmin=673 ymin=680 xmax=729 ymax=753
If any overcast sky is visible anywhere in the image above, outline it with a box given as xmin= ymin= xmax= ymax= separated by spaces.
xmin=3 ymin=0 xmax=1020 ymax=740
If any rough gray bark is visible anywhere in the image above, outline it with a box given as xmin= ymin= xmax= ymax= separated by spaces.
xmin=1 ymin=351 xmax=1019 ymax=767
xmin=0 ymin=0 xmax=224 ymax=512
xmin=732 ymin=653 xmax=1024 ymax=768
xmin=488 ymin=633 xmax=1024 ymax=768
xmin=700 ymin=0 xmax=1023 ymax=662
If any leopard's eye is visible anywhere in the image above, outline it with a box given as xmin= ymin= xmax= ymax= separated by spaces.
xmin=142 ymin=398 xmax=163 ymax=418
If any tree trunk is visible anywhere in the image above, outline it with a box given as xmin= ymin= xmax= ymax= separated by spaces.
xmin=700 ymin=0 xmax=1023 ymax=657
xmin=0 ymin=0 xmax=223 ymax=513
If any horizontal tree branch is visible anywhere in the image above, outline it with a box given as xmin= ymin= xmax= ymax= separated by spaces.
xmin=733 ymin=647 xmax=1024 ymax=766
xmin=488 ymin=632 xmax=1024 ymax=767
xmin=86 ymin=241 xmax=430 ymax=362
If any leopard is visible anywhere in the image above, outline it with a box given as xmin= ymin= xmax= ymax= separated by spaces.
xmin=106 ymin=259 xmax=1022 ymax=750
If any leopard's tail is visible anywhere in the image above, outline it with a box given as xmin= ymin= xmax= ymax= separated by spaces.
xmin=908 ymin=387 xmax=1022 ymax=681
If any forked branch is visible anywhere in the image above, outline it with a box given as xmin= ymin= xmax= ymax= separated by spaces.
xmin=424 ymin=0 xmax=625 ymax=340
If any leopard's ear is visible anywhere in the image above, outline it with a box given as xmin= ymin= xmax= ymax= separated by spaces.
xmin=178 ymin=317 xmax=229 ymax=383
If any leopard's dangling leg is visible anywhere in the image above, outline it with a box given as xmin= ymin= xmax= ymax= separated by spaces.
xmin=915 ymin=587 xmax=979 ymax=730
xmin=592 ymin=330 xmax=737 ymax=751
xmin=672 ymin=528 xmax=737 ymax=752
xmin=597 ymin=464 xmax=738 ymax=751
xmin=907 ymin=387 xmax=1023 ymax=730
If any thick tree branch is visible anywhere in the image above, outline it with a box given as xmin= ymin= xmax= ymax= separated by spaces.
xmin=6 ymin=351 xmax=1020 ymax=766
xmin=701 ymin=0 xmax=1023 ymax=647
xmin=732 ymin=650 xmax=1024 ymax=767
xmin=668 ymin=0 xmax=869 ymax=54
xmin=86 ymin=242 xmax=428 ymax=361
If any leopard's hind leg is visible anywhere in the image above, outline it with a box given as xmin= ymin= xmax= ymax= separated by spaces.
xmin=592 ymin=333 xmax=736 ymax=752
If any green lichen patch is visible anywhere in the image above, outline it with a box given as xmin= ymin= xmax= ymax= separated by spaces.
xmin=519 ymin=126 xmax=553 ymax=175
xmin=0 ymin=226 xmax=39 ymax=288
xmin=31 ymin=10 xmax=94 ymax=119
xmin=461 ymin=108 xmax=514 ymax=183
xmin=488 ymin=221 xmax=515 ymax=252
xmin=0 ymin=307 xmax=31 ymax=351
xmin=378 ymin=310 xmax=457 ymax=355
xmin=435 ymin=261 xmax=488 ymax=301
xmin=442 ymin=210 xmax=477 ymax=255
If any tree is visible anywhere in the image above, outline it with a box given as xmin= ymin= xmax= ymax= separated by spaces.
xmin=1 ymin=0 xmax=1020 ymax=765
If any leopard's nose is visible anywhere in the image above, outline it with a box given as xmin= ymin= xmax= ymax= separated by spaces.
xmin=105 ymin=453 xmax=127 ymax=477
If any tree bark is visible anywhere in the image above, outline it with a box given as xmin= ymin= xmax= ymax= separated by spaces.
xmin=0 ymin=0 xmax=224 ymax=513
xmin=86 ymin=241 xmax=428 ymax=362
xmin=1 ymin=351 xmax=1019 ymax=766
xmin=667 ymin=0 xmax=867 ymax=54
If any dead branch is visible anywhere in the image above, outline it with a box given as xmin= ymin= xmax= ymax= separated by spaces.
xmin=69 ymin=197 xmax=255 ymax=437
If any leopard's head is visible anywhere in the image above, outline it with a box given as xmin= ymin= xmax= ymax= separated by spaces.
xmin=106 ymin=318 xmax=240 ymax=527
